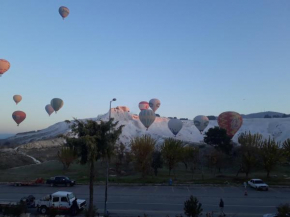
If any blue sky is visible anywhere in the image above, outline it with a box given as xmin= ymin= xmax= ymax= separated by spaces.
xmin=1 ymin=0 xmax=290 ymax=134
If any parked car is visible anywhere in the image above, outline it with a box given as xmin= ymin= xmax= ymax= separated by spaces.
xmin=248 ymin=179 xmax=269 ymax=191
xmin=46 ymin=176 xmax=75 ymax=187
xmin=35 ymin=191 xmax=86 ymax=215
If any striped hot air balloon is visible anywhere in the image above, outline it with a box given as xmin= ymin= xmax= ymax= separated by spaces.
xmin=168 ymin=118 xmax=183 ymax=136
xmin=12 ymin=111 xmax=26 ymax=126
xmin=59 ymin=6 xmax=70 ymax=19
xmin=217 ymin=111 xmax=243 ymax=138
xmin=139 ymin=109 xmax=156 ymax=130
xmin=139 ymin=101 xmax=149 ymax=110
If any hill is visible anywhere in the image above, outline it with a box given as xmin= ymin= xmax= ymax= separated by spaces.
xmin=1 ymin=107 xmax=290 ymax=149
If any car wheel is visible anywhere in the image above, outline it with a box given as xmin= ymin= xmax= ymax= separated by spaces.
xmin=39 ymin=206 xmax=47 ymax=214
xmin=65 ymin=183 xmax=68 ymax=187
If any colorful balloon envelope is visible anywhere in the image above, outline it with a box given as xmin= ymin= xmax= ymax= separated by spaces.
xmin=217 ymin=111 xmax=243 ymax=138
xmin=139 ymin=109 xmax=156 ymax=130
xmin=13 ymin=95 xmax=22 ymax=105
xmin=45 ymin=104 xmax=55 ymax=116
xmin=59 ymin=6 xmax=70 ymax=19
xmin=168 ymin=118 xmax=183 ymax=136
xmin=12 ymin=111 xmax=26 ymax=126
xmin=0 ymin=59 xmax=10 ymax=76
xmin=149 ymin=98 xmax=161 ymax=112
xmin=194 ymin=115 xmax=209 ymax=133
xmin=50 ymin=98 xmax=64 ymax=113
xmin=139 ymin=101 xmax=149 ymax=110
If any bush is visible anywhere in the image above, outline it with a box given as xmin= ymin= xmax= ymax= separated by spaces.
xmin=184 ymin=195 xmax=203 ymax=217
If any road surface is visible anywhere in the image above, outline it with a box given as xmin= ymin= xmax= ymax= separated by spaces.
xmin=0 ymin=184 xmax=289 ymax=216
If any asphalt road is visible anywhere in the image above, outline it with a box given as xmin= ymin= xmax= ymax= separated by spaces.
xmin=0 ymin=184 xmax=289 ymax=217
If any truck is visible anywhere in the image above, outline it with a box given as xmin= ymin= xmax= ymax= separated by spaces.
xmin=35 ymin=191 xmax=86 ymax=215
xmin=46 ymin=176 xmax=76 ymax=187
xmin=13 ymin=178 xmax=44 ymax=186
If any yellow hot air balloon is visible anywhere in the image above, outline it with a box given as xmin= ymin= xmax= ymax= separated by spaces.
xmin=13 ymin=95 xmax=22 ymax=105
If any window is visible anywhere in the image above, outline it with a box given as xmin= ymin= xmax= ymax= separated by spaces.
xmin=61 ymin=197 xmax=68 ymax=202
xmin=53 ymin=197 xmax=59 ymax=202
xmin=68 ymin=193 xmax=75 ymax=200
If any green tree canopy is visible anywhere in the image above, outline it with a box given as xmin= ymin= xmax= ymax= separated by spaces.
xmin=204 ymin=127 xmax=232 ymax=155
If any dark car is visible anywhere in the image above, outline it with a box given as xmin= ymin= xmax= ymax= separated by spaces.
xmin=46 ymin=176 xmax=75 ymax=187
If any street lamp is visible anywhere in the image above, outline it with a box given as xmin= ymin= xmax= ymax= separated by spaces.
xmin=104 ymin=98 xmax=116 ymax=216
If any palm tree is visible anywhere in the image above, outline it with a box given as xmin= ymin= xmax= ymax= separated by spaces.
xmin=66 ymin=119 xmax=123 ymax=217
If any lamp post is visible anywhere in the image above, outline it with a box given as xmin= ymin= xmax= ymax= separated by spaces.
xmin=104 ymin=98 xmax=116 ymax=216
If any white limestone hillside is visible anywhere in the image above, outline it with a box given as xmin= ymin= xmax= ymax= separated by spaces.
xmin=3 ymin=106 xmax=290 ymax=148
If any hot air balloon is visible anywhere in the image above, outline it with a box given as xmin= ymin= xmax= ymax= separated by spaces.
xmin=139 ymin=101 xmax=149 ymax=110
xmin=12 ymin=111 xmax=26 ymax=126
xmin=13 ymin=95 xmax=22 ymax=105
xmin=217 ymin=111 xmax=243 ymax=138
xmin=50 ymin=98 xmax=64 ymax=113
xmin=149 ymin=98 xmax=161 ymax=112
xmin=0 ymin=59 xmax=10 ymax=76
xmin=45 ymin=104 xmax=55 ymax=116
xmin=194 ymin=115 xmax=209 ymax=134
xmin=168 ymin=118 xmax=183 ymax=136
xmin=139 ymin=109 xmax=156 ymax=130
xmin=59 ymin=6 xmax=70 ymax=19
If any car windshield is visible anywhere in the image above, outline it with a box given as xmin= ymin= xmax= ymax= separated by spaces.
xmin=65 ymin=177 xmax=70 ymax=180
xmin=68 ymin=193 xmax=75 ymax=200
xmin=255 ymin=180 xmax=264 ymax=184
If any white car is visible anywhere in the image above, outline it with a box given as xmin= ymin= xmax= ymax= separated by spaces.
xmin=248 ymin=179 xmax=269 ymax=191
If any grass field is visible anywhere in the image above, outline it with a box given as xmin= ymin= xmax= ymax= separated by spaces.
xmin=0 ymin=160 xmax=289 ymax=186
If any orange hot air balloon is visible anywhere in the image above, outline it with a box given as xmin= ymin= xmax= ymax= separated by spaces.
xmin=217 ymin=111 xmax=243 ymax=138
xmin=13 ymin=95 xmax=22 ymax=105
xmin=0 ymin=59 xmax=10 ymax=76
xmin=12 ymin=111 xmax=26 ymax=126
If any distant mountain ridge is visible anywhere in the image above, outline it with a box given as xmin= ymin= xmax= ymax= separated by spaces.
xmin=241 ymin=111 xmax=287 ymax=119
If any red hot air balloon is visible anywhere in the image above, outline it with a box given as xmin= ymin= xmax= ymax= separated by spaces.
xmin=0 ymin=59 xmax=10 ymax=76
xmin=217 ymin=111 xmax=243 ymax=138
xmin=139 ymin=101 xmax=149 ymax=110
xmin=12 ymin=111 xmax=26 ymax=126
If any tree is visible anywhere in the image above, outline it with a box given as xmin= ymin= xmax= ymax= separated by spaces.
xmin=238 ymin=132 xmax=262 ymax=177
xmin=114 ymin=143 xmax=126 ymax=175
xmin=161 ymin=138 xmax=183 ymax=176
xmin=277 ymin=203 xmax=290 ymax=217
xmin=65 ymin=119 xmax=123 ymax=217
xmin=57 ymin=147 xmax=77 ymax=170
xmin=204 ymin=127 xmax=232 ymax=155
xmin=188 ymin=147 xmax=200 ymax=178
xmin=151 ymin=150 xmax=163 ymax=176
xmin=184 ymin=195 xmax=203 ymax=217
xmin=204 ymin=149 xmax=227 ymax=174
xmin=282 ymin=139 xmax=290 ymax=162
xmin=130 ymin=135 xmax=155 ymax=178
xmin=259 ymin=137 xmax=284 ymax=178
xmin=181 ymin=146 xmax=199 ymax=175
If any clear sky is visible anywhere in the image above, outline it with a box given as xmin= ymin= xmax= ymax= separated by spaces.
xmin=1 ymin=0 xmax=290 ymax=134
